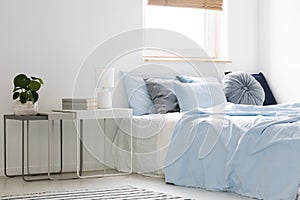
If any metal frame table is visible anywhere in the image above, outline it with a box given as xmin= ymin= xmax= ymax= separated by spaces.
xmin=3 ymin=112 xmax=74 ymax=181
xmin=53 ymin=108 xmax=133 ymax=179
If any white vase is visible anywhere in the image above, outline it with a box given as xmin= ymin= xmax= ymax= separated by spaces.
xmin=13 ymin=101 xmax=38 ymax=115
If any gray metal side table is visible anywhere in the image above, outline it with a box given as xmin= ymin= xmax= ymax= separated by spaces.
xmin=3 ymin=112 xmax=74 ymax=182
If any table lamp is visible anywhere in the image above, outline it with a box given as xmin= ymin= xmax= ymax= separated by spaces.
xmin=95 ymin=68 xmax=114 ymax=108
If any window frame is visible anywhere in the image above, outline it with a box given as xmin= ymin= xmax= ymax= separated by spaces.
xmin=143 ymin=0 xmax=220 ymax=60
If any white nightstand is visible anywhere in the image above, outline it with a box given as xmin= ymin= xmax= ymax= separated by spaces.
xmin=53 ymin=108 xmax=132 ymax=179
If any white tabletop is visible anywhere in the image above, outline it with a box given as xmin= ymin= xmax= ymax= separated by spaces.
xmin=52 ymin=108 xmax=132 ymax=119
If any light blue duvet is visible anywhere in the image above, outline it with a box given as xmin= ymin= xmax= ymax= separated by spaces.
xmin=165 ymin=103 xmax=300 ymax=200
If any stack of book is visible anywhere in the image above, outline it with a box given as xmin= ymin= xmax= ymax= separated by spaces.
xmin=62 ymin=98 xmax=97 ymax=110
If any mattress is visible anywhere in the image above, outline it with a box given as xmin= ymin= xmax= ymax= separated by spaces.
xmin=111 ymin=112 xmax=183 ymax=177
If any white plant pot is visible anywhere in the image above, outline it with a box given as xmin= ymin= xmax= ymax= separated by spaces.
xmin=13 ymin=101 xmax=38 ymax=115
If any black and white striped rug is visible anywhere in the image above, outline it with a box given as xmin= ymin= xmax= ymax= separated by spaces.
xmin=0 ymin=186 xmax=192 ymax=200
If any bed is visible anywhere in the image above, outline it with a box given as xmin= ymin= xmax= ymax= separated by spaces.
xmin=111 ymin=69 xmax=300 ymax=200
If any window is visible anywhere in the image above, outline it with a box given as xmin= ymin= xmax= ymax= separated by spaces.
xmin=143 ymin=0 xmax=227 ymax=60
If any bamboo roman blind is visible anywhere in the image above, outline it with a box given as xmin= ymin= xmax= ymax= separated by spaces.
xmin=148 ymin=0 xmax=223 ymax=11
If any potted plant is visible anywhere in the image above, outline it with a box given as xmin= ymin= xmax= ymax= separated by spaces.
xmin=12 ymin=74 xmax=44 ymax=115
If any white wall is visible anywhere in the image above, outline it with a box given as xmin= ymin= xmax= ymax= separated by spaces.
xmin=0 ymin=0 xmax=258 ymax=176
xmin=0 ymin=0 xmax=142 ymax=111
xmin=258 ymin=0 xmax=300 ymax=103
xmin=227 ymin=0 xmax=259 ymax=72
xmin=0 ymin=0 xmax=143 ymax=176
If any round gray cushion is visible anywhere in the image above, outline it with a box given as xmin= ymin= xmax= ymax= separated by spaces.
xmin=223 ymin=72 xmax=265 ymax=105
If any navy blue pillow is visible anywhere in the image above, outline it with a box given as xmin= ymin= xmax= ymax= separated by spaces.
xmin=251 ymin=72 xmax=277 ymax=105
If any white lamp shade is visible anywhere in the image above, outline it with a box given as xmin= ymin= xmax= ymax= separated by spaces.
xmin=95 ymin=68 xmax=114 ymax=88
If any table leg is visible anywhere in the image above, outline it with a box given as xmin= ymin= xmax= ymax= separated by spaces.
xmin=80 ymin=119 xmax=83 ymax=176
xmin=103 ymin=119 xmax=106 ymax=173
xmin=26 ymin=120 xmax=30 ymax=175
xmin=130 ymin=117 xmax=133 ymax=174
xmin=22 ymin=120 xmax=26 ymax=181
xmin=22 ymin=120 xmax=46 ymax=182
xmin=4 ymin=118 xmax=47 ymax=180
xmin=47 ymin=119 xmax=54 ymax=179
xmin=76 ymin=118 xmax=81 ymax=178
xmin=23 ymin=119 xmax=61 ymax=182
xmin=3 ymin=117 xmax=21 ymax=178
xmin=77 ymin=117 xmax=132 ymax=179
xmin=59 ymin=120 xmax=63 ymax=173
xmin=3 ymin=116 xmax=9 ymax=177
xmin=48 ymin=119 xmax=68 ymax=180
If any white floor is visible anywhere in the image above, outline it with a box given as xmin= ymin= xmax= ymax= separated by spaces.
xmin=0 ymin=174 xmax=251 ymax=200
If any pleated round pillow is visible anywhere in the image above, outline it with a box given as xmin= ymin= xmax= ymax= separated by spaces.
xmin=223 ymin=72 xmax=265 ymax=105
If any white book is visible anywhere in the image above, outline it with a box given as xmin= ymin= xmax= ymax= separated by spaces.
xmin=62 ymin=105 xmax=97 ymax=110
xmin=62 ymin=98 xmax=97 ymax=103
xmin=62 ymin=101 xmax=97 ymax=107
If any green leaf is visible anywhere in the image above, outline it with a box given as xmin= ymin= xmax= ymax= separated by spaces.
xmin=13 ymin=87 xmax=22 ymax=92
xmin=29 ymin=80 xmax=41 ymax=92
xmin=14 ymin=74 xmax=30 ymax=88
xmin=19 ymin=92 xmax=28 ymax=104
xmin=31 ymin=91 xmax=39 ymax=103
xmin=31 ymin=76 xmax=44 ymax=84
xmin=12 ymin=92 xmax=20 ymax=100
xmin=20 ymin=92 xmax=28 ymax=99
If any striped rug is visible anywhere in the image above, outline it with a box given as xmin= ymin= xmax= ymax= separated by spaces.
xmin=0 ymin=186 xmax=192 ymax=200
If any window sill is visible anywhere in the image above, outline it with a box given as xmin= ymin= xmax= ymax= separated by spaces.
xmin=143 ymin=56 xmax=232 ymax=63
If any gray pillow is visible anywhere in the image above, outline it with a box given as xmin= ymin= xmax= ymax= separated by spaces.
xmin=222 ymin=72 xmax=265 ymax=105
xmin=144 ymin=78 xmax=180 ymax=114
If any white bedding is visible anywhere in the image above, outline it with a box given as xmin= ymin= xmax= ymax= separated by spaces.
xmin=112 ymin=112 xmax=183 ymax=177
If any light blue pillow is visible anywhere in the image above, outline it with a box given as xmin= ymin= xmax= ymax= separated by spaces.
xmin=174 ymin=82 xmax=227 ymax=112
xmin=176 ymin=75 xmax=219 ymax=83
xmin=123 ymin=74 xmax=154 ymax=116
xmin=176 ymin=75 xmax=195 ymax=83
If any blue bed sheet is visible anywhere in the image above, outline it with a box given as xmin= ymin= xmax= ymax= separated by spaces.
xmin=165 ymin=103 xmax=300 ymax=200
